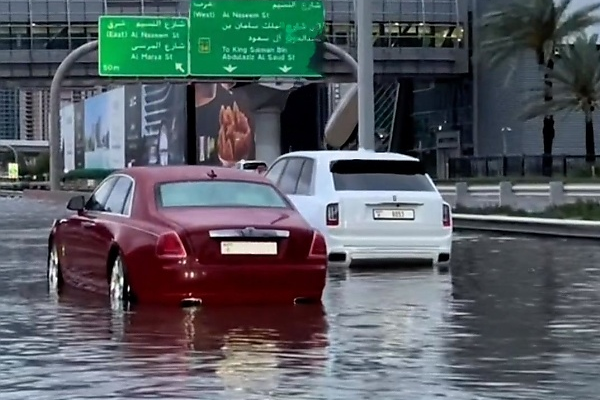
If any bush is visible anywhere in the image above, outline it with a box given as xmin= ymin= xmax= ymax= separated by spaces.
xmin=455 ymin=200 xmax=600 ymax=221
xmin=62 ymin=168 xmax=116 ymax=182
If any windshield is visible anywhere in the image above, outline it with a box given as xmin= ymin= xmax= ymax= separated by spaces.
xmin=330 ymin=159 xmax=436 ymax=192
xmin=157 ymin=180 xmax=291 ymax=208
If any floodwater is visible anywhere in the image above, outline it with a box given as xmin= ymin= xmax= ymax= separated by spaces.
xmin=1 ymin=198 xmax=600 ymax=399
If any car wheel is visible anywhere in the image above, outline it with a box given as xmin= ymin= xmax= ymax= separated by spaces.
xmin=109 ymin=254 xmax=133 ymax=311
xmin=47 ymin=243 xmax=64 ymax=294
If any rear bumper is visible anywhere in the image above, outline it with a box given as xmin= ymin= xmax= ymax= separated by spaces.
xmin=129 ymin=260 xmax=327 ymax=306
xmin=325 ymin=231 xmax=453 ymax=267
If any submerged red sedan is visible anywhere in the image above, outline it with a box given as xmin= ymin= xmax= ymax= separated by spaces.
xmin=47 ymin=166 xmax=327 ymax=308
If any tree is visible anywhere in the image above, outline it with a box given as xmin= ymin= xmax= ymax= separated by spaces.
xmin=523 ymin=34 xmax=600 ymax=163
xmin=480 ymin=0 xmax=600 ymax=174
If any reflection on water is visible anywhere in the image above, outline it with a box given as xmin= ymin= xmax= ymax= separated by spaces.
xmin=52 ymin=292 xmax=329 ymax=399
xmin=1 ymin=199 xmax=600 ymax=399
xmin=448 ymin=235 xmax=600 ymax=399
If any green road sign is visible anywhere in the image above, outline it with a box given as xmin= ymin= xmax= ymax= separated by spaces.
xmin=189 ymin=0 xmax=324 ymax=77
xmin=98 ymin=16 xmax=189 ymax=77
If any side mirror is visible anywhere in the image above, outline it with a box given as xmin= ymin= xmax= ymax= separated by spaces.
xmin=66 ymin=195 xmax=85 ymax=212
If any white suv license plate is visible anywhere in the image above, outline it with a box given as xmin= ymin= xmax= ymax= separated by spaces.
xmin=372 ymin=209 xmax=415 ymax=220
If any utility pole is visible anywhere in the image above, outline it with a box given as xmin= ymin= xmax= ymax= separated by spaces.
xmin=355 ymin=0 xmax=375 ymax=151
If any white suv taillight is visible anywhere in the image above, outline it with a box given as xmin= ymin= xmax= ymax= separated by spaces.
xmin=326 ymin=203 xmax=339 ymax=226
xmin=156 ymin=231 xmax=187 ymax=259
xmin=443 ymin=204 xmax=452 ymax=228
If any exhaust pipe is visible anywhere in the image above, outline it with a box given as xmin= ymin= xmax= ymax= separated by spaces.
xmin=181 ymin=298 xmax=203 ymax=307
xmin=294 ymin=297 xmax=316 ymax=305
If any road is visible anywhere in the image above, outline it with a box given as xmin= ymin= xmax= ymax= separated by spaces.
xmin=0 ymin=198 xmax=599 ymax=399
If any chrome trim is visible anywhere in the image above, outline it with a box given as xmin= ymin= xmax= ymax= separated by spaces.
xmin=367 ymin=201 xmax=424 ymax=207
xmin=209 ymin=228 xmax=290 ymax=238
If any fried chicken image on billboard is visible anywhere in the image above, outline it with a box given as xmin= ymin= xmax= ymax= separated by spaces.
xmin=217 ymin=101 xmax=252 ymax=167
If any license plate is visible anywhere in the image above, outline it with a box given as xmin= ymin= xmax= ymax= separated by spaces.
xmin=372 ymin=209 xmax=415 ymax=220
xmin=220 ymin=241 xmax=277 ymax=255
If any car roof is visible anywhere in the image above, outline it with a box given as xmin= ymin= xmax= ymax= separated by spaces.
xmin=278 ymin=150 xmax=420 ymax=163
xmin=117 ymin=165 xmax=273 ymax=184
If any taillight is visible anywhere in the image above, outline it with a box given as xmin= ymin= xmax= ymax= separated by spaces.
xmin=326 ymin=203 xmax=339 ymax=226
xmin=308 ymin=231 xmax=327 ymax=259
xmin=156 ymin=231 xmax=187 ymax=259
xmin=443 ymin=204 xmax=452 ymax=228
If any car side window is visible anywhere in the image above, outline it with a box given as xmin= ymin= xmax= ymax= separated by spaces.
xmin=278 ymin=158 xmax=304 ymax=194
xmin=265 ymin=159 xmax=288 ymax=185
xmin=85 ymin=177 xmax=118 ymax=212
xmin=104 ymin=177 xmax=134 ymax=215
xmin=295 ymin=159 xmax=315 ymax=195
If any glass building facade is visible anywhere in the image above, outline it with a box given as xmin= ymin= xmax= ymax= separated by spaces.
xmin=0 ymin=89 xmax=20 ymax=140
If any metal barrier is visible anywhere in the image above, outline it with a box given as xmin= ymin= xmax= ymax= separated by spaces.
xmin=453 ymin=213 xmax=600 ymax=240
xmin=438 ymin=182 xmax=600 ymax=208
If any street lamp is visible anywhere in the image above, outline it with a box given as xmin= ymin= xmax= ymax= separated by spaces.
xmin=501 ymin=126 xmax=512 ymax=156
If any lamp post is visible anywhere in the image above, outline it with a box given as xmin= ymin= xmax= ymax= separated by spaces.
xmin=501 ymin=126 xmax=512 ymax=155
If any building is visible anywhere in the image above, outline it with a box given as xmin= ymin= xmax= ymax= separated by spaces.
xmin=17 ymin=87 xmax=103 ymax=141
xmin=0 ymin=89 xmax=20 ymax=140
xmin=12 ymin=0 xmax=589 ymax=175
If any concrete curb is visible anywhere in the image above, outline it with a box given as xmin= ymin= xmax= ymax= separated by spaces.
xmin=0 ymin=189 xmax=23 ymax=198
xmin=453 ymin=213 xmax=600 ymax=239
xmin=22 ymin=189 xmax=89 ymax=204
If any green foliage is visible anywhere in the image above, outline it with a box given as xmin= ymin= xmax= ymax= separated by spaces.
xmin=62 ymin=168 xmax=116 ymax=182
xmin=455 ymin=200 xmax=600 ymax=220
xmin=480 ymin=0 xmax=600 ymax=69
xmin=522 ymin=34 xmax=600 ymax=120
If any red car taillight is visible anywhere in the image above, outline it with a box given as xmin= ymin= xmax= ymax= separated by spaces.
xmin=156 ymin=231 xmax=187 ymax=260
xmin=308 ymin=231 xmax=327 ymax=259
xmin=326 ymin=203 xmax=339 ymax=226
xmin=443 ymin=204 xmax=452 ymax=228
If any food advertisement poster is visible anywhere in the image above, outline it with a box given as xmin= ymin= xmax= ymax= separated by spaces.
xmin=194 ymin=83 xmax=255 ymax=166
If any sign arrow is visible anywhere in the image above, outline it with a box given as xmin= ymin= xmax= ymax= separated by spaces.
xmin=223 ymin=64 xmax=237 ymax=73
xmin=279 ymin=65 xmax=292 ymax=73
xmin=175 ymin=63 xmax=185 ymax=73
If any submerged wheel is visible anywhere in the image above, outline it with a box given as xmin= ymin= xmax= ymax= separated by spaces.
xmin=109 ymin=254 xmax=133 ymax=311
xmin=47 ymin=243 xmax=63 ymax=294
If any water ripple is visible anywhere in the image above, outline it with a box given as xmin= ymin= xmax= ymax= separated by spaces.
xmin=0 ymin=198 xmax=598 ymax=399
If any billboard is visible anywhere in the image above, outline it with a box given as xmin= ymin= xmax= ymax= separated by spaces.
xmin=61 ymin=83 xmax=189 ymax=171
xmin=60 ymin=103 xmax=75 ymax=172
xmin=194 ymin=83 xmax=255 ymax=166
xmin=60 ymin=82 xmax=257 ymax=171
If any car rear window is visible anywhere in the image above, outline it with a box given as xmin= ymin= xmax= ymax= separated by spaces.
xmin=157 ymin=180 xmax=291 ymax=208
xmin=330 ymin=159 xmax=436 ymax=192
xmin=240 ymin=162 xmax=267 ymax=170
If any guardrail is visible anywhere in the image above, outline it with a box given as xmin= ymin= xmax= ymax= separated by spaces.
xmin=453 ymin=213 xmax=600 ymax=239
xmin=437 ymin=182 xmax=600 ymax=208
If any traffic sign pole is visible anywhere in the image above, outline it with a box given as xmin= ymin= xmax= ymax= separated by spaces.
xmin=355 ymin=0 xmax=376 ymax=151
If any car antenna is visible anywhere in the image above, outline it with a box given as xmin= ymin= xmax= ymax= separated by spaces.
xmin=207 ymin=169 xmax=217 ymax=179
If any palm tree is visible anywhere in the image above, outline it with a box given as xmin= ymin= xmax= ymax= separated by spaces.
xmin=523 ymin=34 xmax=600 ymax=163
xmin=480 ymin=0 xmax=600 ymax=174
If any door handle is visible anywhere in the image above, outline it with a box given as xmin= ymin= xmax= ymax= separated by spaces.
xmin=82 ymin=221 xmax=96 ymax=228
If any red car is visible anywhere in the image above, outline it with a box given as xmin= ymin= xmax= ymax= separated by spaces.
xmin=47 ymin=166 xmax=327 ymax=308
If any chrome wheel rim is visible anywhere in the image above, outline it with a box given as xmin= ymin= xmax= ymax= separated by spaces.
xmin=109 ymin=257 xmax=125 ymax=310
xmin=47 ymin=246 xmax=60 ymax=291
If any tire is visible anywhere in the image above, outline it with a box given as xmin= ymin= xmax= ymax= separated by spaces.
xmin=47 ymin=243 xmax=64 ymax=294
xmin=109 ymin=253 xmax=134 ymax=311
xmin=437 ymin=262 xmax=451 ymax=274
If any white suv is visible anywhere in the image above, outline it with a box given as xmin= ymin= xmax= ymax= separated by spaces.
xmin=264 ymin=150 xmax=452 ymax=268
